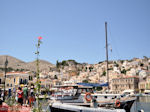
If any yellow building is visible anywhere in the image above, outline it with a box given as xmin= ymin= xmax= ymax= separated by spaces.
xmin=139 ymin=76 xmax=150 ymax=93
xmin=111 ymin=76 xmax=139 ymax=94
xmin=5 ymin=72 xmax=29 ymax=89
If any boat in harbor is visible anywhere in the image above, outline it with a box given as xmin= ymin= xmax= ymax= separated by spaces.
xmin=49 ymin=84 xmax=136 ymax=112
xmin=142 ymin=90 xmax=150 ymax=96
xmin=49 ymin=22 xmax=136 ymax=112
xmin=77 ymin=22 xmax=136 ymax=111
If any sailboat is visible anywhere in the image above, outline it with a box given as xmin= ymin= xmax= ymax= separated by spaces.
xmin=76 ymin=22 xmax=136 ymax=112
xmin=49 ymin=22 xmax=136 ymax=112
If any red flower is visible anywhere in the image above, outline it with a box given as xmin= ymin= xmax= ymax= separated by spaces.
xmin=38 ymin=36 xmax=42 ymax=40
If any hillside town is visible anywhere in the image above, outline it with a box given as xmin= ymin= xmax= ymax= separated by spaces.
xmin=0 ymin=56 xmax=150 ymax=95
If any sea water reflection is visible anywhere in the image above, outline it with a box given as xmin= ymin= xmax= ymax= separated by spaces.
xmin=131 ymin=96 xmax=150 ymax=112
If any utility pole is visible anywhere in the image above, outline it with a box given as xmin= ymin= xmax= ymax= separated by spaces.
xmin=3 ymin=57 xmax=8 ymax=102
xmin=105 ymin=22 xmax=109 ymax=90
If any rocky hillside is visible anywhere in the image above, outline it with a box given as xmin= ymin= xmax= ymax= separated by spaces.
xmin=24 ymin=60 xmax=55 ymax=72
xmin=0 ymin=55 xmax=55 ymax=72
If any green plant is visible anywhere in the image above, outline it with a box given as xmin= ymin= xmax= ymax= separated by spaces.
xmin=89 ymin=66 xmax=93 ymax=72
xmin=56 ymin=60 xmax=60 ymax=68
xmin=96 ymin=87 xmax=102 ymax=91
xmin=54 ymin=75 xmax=58 ymax=79
xmin=5 ymin=96 xmax=19 ymax=111
xmin=120 ymin=60 xmax=124 ymax=64
xmin=143 ymin=56 xmax=148 ymax=60
xmin=82 ymin=79 xmax=88 ymax=83
xmin=121 ymin=69 xmax=126 ymax=74
xmin=114 ymin=61 xmax=119 ymax=67
xmin=61 ymin=60 xmax=69 ymax=66
xmin=0 ymin=67 xmax=14 ymax=72
xmin=102 ymin=71 xmax=106 ymax=76
xmin=108 ymin=68 xmax=113 ymax=70
xmin=34 ymin=36 xmax=43 ymax=112
xmin=68 ymin=59 xmax=78 ymax=65
xmin=98 ymin=61 xmax=103 ymax=64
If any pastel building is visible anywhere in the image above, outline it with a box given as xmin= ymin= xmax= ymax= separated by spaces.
xmin=5 ymin=72 xmax=29 ymax=89
xmin=139 ymin=76 xmax=150 ymax=93
xmin=111 ymin=76 xmax=139 ymax=94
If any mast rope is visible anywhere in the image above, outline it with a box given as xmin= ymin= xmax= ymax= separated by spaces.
xmin=108 ymin=24 xmax=121 ymax=60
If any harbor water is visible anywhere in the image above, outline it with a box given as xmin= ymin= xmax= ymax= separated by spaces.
xmin=131 ymin=96 xmax=150 ymax=112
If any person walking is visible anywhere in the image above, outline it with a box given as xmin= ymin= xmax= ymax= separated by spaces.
xmin=23 ymin=85 xmax=28 ymax=105
xmin=17 ymin=87 xmax=23 ymax=106
xmin=29 ymin=85 xmax=35 ymax=107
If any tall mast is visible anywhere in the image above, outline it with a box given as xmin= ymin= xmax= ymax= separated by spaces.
xmin=105 ymin=22 xmax=109 ymax=89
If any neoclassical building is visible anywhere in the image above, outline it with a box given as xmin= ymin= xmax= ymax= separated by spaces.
xmin=139 ymin=76 xmax=150 ymax=93
xmin=5 ymin=72 xmax=29 ymax=89
xmin=111 ymin=76 xmax=139 ymax=94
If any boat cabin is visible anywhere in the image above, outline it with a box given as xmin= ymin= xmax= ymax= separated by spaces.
xmin=122 ymin=89 xmax=135 ymax=96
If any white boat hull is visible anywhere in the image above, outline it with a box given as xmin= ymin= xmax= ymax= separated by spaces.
xmin=49 ymin=102 xmax=126 ymax=112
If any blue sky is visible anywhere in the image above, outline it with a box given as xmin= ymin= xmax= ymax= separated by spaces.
xmin=0 ymin=0 xmax=150 ymax=64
